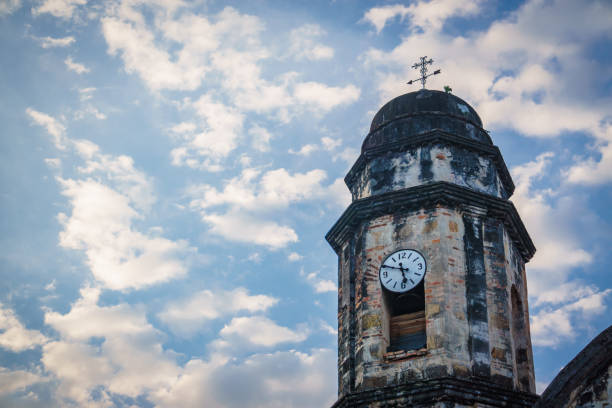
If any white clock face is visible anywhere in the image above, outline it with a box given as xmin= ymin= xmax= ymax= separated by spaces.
xmin=379 ymin=249 xmax=426 ymax=293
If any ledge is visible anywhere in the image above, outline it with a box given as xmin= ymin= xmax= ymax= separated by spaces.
xmin=325 ymin=181 xmax=535 ymax=262
xmin=346 ymin=128 xmax=515 ymax=197
xmin=383 ymin=348 xmax=427 ymax=363
xmin=332 ymin=376 xmax=540 ymax=408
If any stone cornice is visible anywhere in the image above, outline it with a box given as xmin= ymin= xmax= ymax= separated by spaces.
xmin=331 ymin=376 xmax=539 ymax=408
xmin=346 ymin=128 xmax=515 ymax=197
xmin=325 ymin=182 xmax=535 ymax=262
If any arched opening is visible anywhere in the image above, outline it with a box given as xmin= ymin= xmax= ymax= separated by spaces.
xmin=511 ymin=285 xmax=531 ymax=391
xmin=384 ymin=280 xmax=426 ymax=352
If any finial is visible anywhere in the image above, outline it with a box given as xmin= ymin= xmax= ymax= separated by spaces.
xmin=407 ymin=56 xmax=441 ymax=89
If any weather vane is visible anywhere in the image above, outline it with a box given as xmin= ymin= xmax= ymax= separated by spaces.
xmin=407 ymin=56 xmax=441 ymax=89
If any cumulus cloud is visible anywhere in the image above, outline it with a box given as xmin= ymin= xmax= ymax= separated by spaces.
xmin=531 ymin=288 xmax=611 ymax=347
xmin=150 ymin=348 xmax=336 ymax=408
xmin=0 ymin=0 xmax=20 ymax=16
xmin=293 ymin=82 xmax=360 ymax=112
xmin=362 ymin=0 xmax=611 ymax=150
xmin=32 ymin=0 xmax=86 ymax=19
xmin=170 ymin=94 xmax=244 ymax=171
xmin=42 ymin=286 xmax=180 ymax=406
xmin=26 ymin=108 xmax=67 ymax=150
xmin=305 ymin=271 xmax=337 ymax=293
xmin=158 ymin=288 xmax=279 ymax=336
xmin=288 ymin=252 xmax=302 ymax=262
xmin=188 ymin=167 xmax=331 ymax=248
xmin=0 ymin=304 xmax=47 ymax=352
xmin=362 ymin=4 xmax=411 ymax=34
xmin=288 ymin=24 xmax=334 ymax=61
xmin=249 ymin=124 xmax=273 ymax=152
xmin=57 ymin=178 xmax=189 ymax=290
xmin=289 ymin=143 xmax=318 ymax=156
xmin=289 ymin=136 xmax=343 ymax=157
xmin=64 ymin=56 xmax=90 ymax=74
xmin=511 ymin=153 xmax=593 ymax=297
xmin=0 ymin=367 xmax=46 ymax=396
xmin=565 ymin=124 xmax=612 ymax=185
xmin=27 ymin=109 xmax=191 ymax=291
xmin=510 ymin=153 xmax=610 ymax=348
xmin=218 ymin=316 xmax=307 ymax=347
xmin=37 ymin=35 xmax=75 ymax=48
xmin=363 ymin=0 xmax=482 ymax=34
xmin=39 ymin=284 xmax=327 ymax=406
xmin=202 ymin=210 xmax=298 ymax=249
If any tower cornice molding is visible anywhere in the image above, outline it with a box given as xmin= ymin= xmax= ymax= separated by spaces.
xmin=331 ymin=376 xmax=540 ymax=408
xmin=346 ymin=128 xmax=515 ymax=196
xmin=325 ymin=181 xmax=535 ymax=262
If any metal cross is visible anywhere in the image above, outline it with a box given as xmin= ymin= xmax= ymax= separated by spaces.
xmin=407 ymin=56 xmax=441 ymax=89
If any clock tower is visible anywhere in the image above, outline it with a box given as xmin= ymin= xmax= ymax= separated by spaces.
xmin=327 ymin=89 xmax=539 ymax=407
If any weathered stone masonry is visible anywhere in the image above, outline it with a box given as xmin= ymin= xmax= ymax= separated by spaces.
xmin=327 ymin=90 xmax=539 ymax=407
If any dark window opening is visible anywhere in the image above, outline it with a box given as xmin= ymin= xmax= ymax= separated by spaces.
xmin=386 ymin=281 xmax=426 ymax=352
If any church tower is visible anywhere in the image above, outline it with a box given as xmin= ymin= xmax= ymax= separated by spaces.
xmin=327 ymin=88 xmax=539 ymax=407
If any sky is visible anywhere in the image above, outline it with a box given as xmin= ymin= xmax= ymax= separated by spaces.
xmin=0 ymin=0 xmax=611 ymax=406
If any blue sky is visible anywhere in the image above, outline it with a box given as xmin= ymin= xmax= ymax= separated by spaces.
xmin=0 ymin=0 xmax=611 ymax=406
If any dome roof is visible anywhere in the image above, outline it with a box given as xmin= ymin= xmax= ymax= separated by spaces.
xmin=362 ymin=89 xmax=490 ymax=152
xmin=370 ymin=89 xmax=482 ymax=132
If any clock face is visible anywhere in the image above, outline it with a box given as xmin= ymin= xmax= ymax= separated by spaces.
xmin=379 ymin=249 xmax=427 ymax=293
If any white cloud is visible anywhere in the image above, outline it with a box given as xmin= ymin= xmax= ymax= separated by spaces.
xmin=565 ymin=124 xmax=612 ymax=185
xmin=325 ymin=177 xmax=352 ymax=208
xmin=78 ymin=87 xmax=96 ymax=101
xmin=32 ymin=0 xmax=86 ymax=19
xmin=74 ymin=105 xmax=106 ymax=120
xmin=249 ymin=125 xmax=273 ymax=152
xmin=0 ymin=367 xmax=45 ymax=395
xmin=362 ymin=0 xmax=611 ymax=145
xmin=37 ymin=35 xmax=75 ymax=48
xmin=531 ymin=288 xmax=611 ymax=347
xmin=289 ymin=143 xmax=318 ymax=156
xmin=289 ymin=24 xmax=334 ymax=61
xmin=0 ymin=304 xmax=48 ymax=352
xmin=305 ymin=271 xmax=337 ymax=294
xmin=64 ymin=56 xmax=90 ymax=74
xmin=188 ymin=167 xmax=340 ymax=248
xmin=40 ymin=284 xmax=330 ymax=407
xmin=321 ymin=136 xmax=341 ymax=151
xmin=27 ymin=109 xmax=190 ymax=291
xmin=363 ymin=1 xmax=482 ymax=34
xmin=288 ymin=252 xmax=302 ymax=262
xmin=511 ymin=153 xmax=593 ymax=299
xmin=150 ymin=348 xmax=336 ymax=408
xmin=26 ymin=108 xmax=67 ymax=150
xmin=57 ymin=178 xmax=189 ymax=290
xmin=41 ymin=285 xmax=181 ymax=406
xmin=219 ymin=316 xmax=307 ymax=347
xmin=158 ymin=288 xmax=278 ymax=336
xmin=293 ymin=82 xmax=360 ymax=112
xmin=320 ymin=320 xmax=337 ymax=336
xmin=0 ymin=0 xmax=20 ymax=16
xmin=510 ymin=153 xmax=611 ymax=348
xmin=202 ymin=210 xmax=298 ymax=249
xmin=362 ymin=4 xmax=411 ymax=34
xmin=101 ymin=2 xmax=359 ymax=127
xmin=102 ymin=14 xmax=207 ymax=92
xmin=170 ymin=94 xmax=244 ymax=171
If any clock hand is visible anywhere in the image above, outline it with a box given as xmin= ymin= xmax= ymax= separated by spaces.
xmin=381 ymin=264 xmax=403 ymax=270
xmin=398 ymin=263 xmax=408 ymax=283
